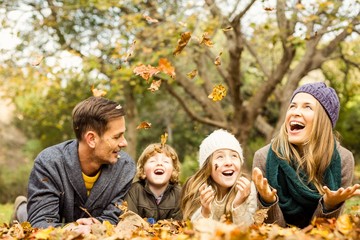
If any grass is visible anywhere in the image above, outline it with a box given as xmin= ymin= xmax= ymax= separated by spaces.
xmin=0 ymin=203 xmax=13 ymax=224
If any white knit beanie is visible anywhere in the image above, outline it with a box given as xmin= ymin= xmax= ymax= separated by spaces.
xmin=199 ymin=129 xmax=243 ymax=168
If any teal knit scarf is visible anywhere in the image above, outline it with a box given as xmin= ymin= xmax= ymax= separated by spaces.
xmin=266 ymin=144 xmax=341 ymax=216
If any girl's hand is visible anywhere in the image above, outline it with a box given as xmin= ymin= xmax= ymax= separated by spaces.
xmin=76 ymin=217 xmax=100 ymax=225
xmin=199 ymin=183 xmax=215 ymax=218
xmin=252 ymin=167 xmax=277 ymax=204
xmin=323 ymin=184 xmax=360 ymax=211
xmin=233 ymin=176 xmax=251 ymax=208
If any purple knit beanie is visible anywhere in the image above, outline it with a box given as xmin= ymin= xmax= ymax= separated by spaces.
xmin=290 ymin=82 xmax=340 ymax=128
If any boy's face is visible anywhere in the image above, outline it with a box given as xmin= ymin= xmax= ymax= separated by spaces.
xmin=144 ymin=152 xmax=174 ymax=188
xmin=210 ymin=149 xmax=241 ymax=194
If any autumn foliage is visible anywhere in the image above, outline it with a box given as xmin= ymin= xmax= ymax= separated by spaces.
xmin=2 ymin=211 xmax=360 ymax=240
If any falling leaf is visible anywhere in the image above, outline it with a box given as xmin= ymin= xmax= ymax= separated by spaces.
xmin=133 ymin=64 xmax=160 ymax=82
xmin=158 ymin=58 xmax=176 ymax=78
xmin=161 ymin=132 xmax=168 ymax=148
xmin=222 ymin=26 xmax=233 ymax=32
xmin=208 ymin=84 xmax=227 ymax=101
xmin=148 ymin=80 xmax=162 ymax=92
xmin=200 ymin=32 xmax=214 ymax=47
xmin=173 ymin=32 xmax=191 ymax=56
xmin=91 ymin=85 xmax=107 ymax=97
xmin=143 ymin=14 xmax=159 ymax=23
xmin=123 ymin=40 xmax=136 ymax=62
xmin=264 ymin=7 xmax=275 ymax=11
xmin=136 ymin=121 xmax=152 ymax=129
xmin=214 ymin=52 xmax=223 ymax=66
xmin=186 ymin=69 xmax=198 ymax=79
xmin=178 ymin=21 xmax=187 ymax=27
xmin=31 ymin=55 xmax=44 ymax=66
xmin=295 ymin=3 xmax=305 ymax=10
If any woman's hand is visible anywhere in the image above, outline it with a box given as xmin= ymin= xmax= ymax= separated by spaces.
xmin=233 ymin=176 xmax=251 ymax=208
xmin=199 ymin=183 xmax=215 ymax=218
xmin=323 ymin=184 xmax=360 ymax=211
xmin=252 ymin=167 xmax=277 ymax=204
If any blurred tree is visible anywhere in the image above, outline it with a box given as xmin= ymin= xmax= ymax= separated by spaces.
xmin=0 ymin=0 xmax=359 ymax=167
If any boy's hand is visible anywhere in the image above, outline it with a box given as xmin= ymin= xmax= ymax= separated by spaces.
xmin=252 ymin=167 xmax=277 ymax=204
xmin=199 ymin=183 xmax=215 ymax=218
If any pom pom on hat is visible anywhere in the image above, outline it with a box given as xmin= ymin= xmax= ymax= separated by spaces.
xmin=199 ymin=129 xmax=243 ymax=168
xmin=291 ymin=82 xmax=340 ymax=128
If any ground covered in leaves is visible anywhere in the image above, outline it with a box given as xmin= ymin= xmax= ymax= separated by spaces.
xmin=1 ymin=212 xmax=360 ymax=240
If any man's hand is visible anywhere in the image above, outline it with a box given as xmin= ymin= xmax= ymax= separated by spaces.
xmin=199 ymin=183 xmax=215 ymax=218
xmin=233 ymin=176 xmax=251 ymax=208
xmin=323 ymin=184 xmax=360 ymax=211
xmin=252 ymin=167 xmax=277 ymax=204
xmin=76 ymin=217 xmax=100 ymax=225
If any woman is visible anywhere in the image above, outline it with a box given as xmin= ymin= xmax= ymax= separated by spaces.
xmin=252 ymin=82 xmax=359 ymax=228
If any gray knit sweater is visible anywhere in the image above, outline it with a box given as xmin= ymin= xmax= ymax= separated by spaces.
xmin=27 ymin=140 xmax=136 ymax=228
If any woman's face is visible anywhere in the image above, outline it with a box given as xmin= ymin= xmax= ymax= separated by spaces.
xmin=285 ymin=93 xmax=317 ymax=146
xmin=210 ymin=149 xmax=241 ymax=196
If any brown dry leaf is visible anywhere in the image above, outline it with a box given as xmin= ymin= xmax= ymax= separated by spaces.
xmin=214 ymin=52 xmax=223 ymax=66
xmin=200 ymin=32 xmax=214 ymax=47
xmin=148 ymin=79 xmax=162 ymax=92
xmin=133 ymin=64 xmax=160 ymax=82
xmin=161 ymin=132 xmax=168 ymax=148
xmin=253 ymin=208 xmax=268 ymax=225
xmin=91 ymin=85 xmax=107 ymax=97
xmin=116 ymin=210 xmax=150 ymax=239
xmin=173 ymin=32 xmax=191 ymax=56
xmin=222 ymin=26 xmax=233 ymax=32
xmin=143 ymin=14 xmax=159 ymax=23
xmin=31 ymin=54 xmax=44 ymax=66
xmin=136 ymin=121 xmax=152 ymax=130
xmin=264 ymin=7 xmax=275 ymax=11
xmin=208 ymin=84 xmax=227 ymax=101
xmin=158 ymin=58 xmax=175 ymax=78
xmin=123 ymin=40 xmax=136 ymax=62
xmin=186 ymin=69 xmax=197 ymax=79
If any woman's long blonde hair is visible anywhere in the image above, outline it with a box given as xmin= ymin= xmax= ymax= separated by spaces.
xmin=180 ymin=154 xmax=242 ymax=220
xmin=271 ymin=101 xmax=337 ymax=193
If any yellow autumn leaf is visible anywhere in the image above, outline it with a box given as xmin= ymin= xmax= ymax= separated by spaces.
xmin=161 ymin=132 xmax=168 ymax=148
xmin=91 ymin=85 xmax=107 ymax=97
xmin=208 ymin=84 xmax=227 ymax=101
xmin=186 ymin=69 xmax=198 ymax=79
xmin=336 ymin=214 xmax=353 ymax=235
xmin=148 ymin=80 xmax=161 ymax=92
xmin=35 ymin=227 xmax=55 ymax=239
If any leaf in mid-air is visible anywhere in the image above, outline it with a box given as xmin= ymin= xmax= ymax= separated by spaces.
xmin=186 ymin=69 xmax=198 ymax=79
xmin=208 ymin=84 xmax=227 ymax=101
xmin=200 ymin=32 xmax=214 ymax=47
xmin=173 ymin=32 xmax=191 ymax=56
xmin=133 ymin=64 xmax=160 ymax=81
xmin=91 ymin=85 xmax=107 ymax=97
xmin=143 ymin=14 xmax=159 ymax=23
xmin=214 ymin=52 xmax=222 ymax=66
xmin=136 ymin=121 xmax=152 ymax=130
xmin=161 ymin=132 xmax=168 ymax=148
xmin=158 ymin=58 xmax=175 ymax=78
xmin=148 ymin=80 xmax=161 ymax=92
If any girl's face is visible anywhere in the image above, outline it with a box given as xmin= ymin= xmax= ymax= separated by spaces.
xmin=286 ymin=93 xmax=317 ymax=146
xmin=210 ymin=149 xmax=241 ymax=195
xmin=144 ymin=152 xmax=174 ymax=188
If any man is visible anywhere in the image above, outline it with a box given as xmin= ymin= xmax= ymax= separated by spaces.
xmin=12 ymin=96 xmax=136 ymax=230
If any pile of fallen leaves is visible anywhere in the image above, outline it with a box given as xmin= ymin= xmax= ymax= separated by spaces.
xmin=1 ymin=211 xmax=360 ymax=239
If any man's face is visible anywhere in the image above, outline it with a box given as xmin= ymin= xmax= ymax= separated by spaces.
xmin=95 ymin=116 xmax=127 ymax=165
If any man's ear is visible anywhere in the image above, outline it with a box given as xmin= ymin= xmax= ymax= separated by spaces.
xmin=84 ymin=131 xmax=97 ymax=148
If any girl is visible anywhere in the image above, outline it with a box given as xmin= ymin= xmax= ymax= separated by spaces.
xmin=252 ymin=82 xmax=360 ymax=228
xmin=181 ymin=129 xmax=257 ymax=226
xmin=125 ymin=143 xmax=182 ymax=221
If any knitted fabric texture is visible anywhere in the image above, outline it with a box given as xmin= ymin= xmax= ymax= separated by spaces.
xmin=291 ymin=82 xmax=340 ymax=127
xmin=199 ymin=129 xmax=243 ymax=168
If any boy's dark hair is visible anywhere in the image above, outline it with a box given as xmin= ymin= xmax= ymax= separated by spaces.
xmin=72 ymin=96 xmax=125 ymax=140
